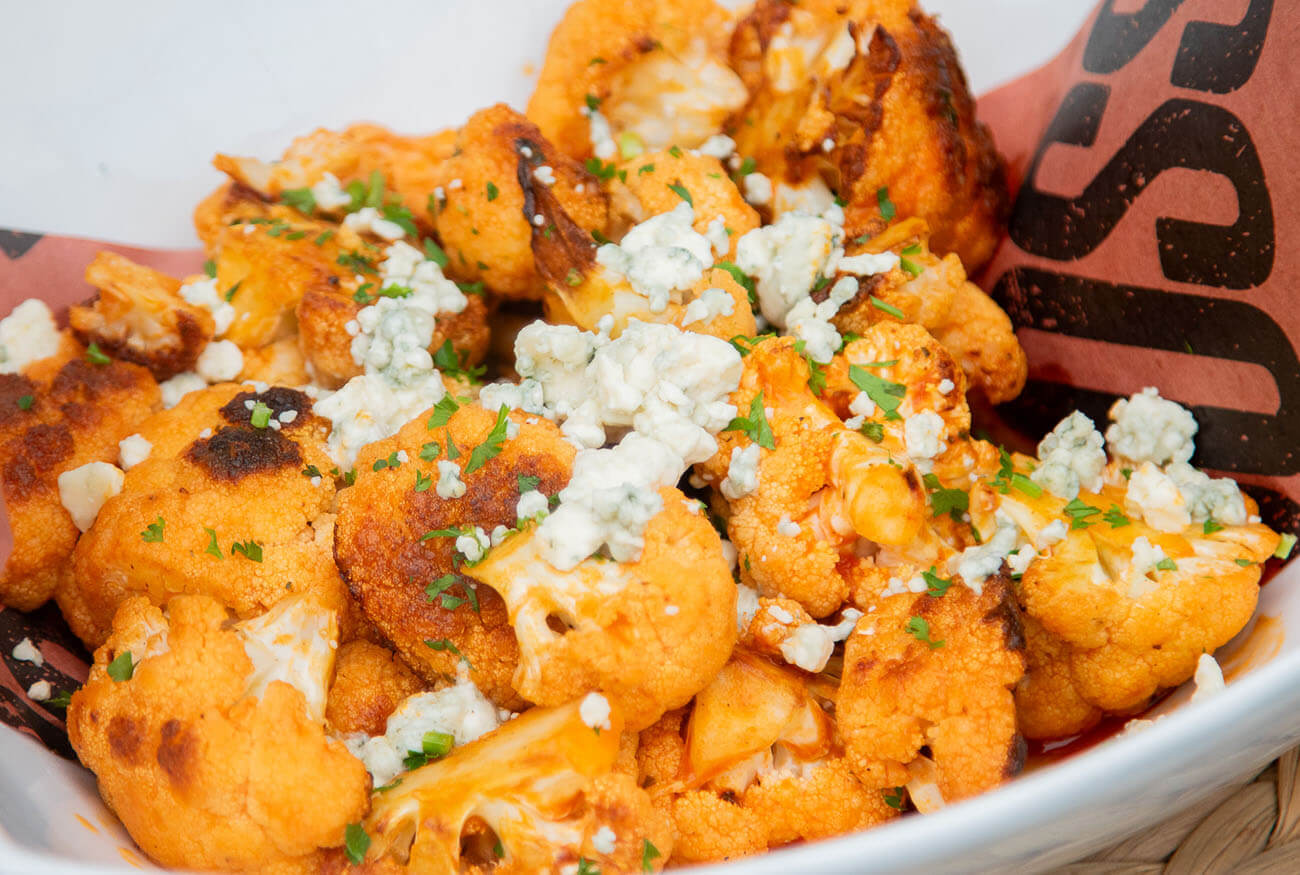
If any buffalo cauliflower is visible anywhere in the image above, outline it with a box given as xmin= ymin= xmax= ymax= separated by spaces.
xmin=326 ymin=640 xmax=429 ymax=737
xmin=349 ymin=697 xmax=673 ymax=873
xmin=66 ymin=594 xmax=369 ymax=873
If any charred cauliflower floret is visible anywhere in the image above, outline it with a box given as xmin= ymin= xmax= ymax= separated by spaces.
xmin=468 ymin=486 xmax=737 ymax=731
xmin=638 ymin=651 xmax=895 ymax=863
xmin=697 ymin=335 xmax=927 ymax=617
xmin=0 ymin=351 xmax=159 ymax=611
xmin=430 ymin=104 xmax=608 ymax=300
xmin=66 ymin=594 xmax=368 ymax=873
xmin=327 ymin=640 xmax=429 ymax=737
xmin=62 ymin=385 xmax=349 ymax=648
xmin=1002 ymin=471 xmax=1280 ymax=739
xmin=71 ymin=252 xmax=215 ymax=380
xmin=826 ymin=219 xmax=1026 ymax=403
xmin=349 ymin=698 xmax=672 ymax=873
xmin=838 ymin=574 xmax=1026 ymax=807
xmin=728 ymin=0 xmax=1008 ymax=270
xmin=528 ymin=0 xmax=746 ymax=160
xmin=335 ymin=402 xmax=574 ymax=709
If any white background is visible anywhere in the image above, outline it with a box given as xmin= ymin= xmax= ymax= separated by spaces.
xmin=0 ymin=0 xmax=1093 ymax=248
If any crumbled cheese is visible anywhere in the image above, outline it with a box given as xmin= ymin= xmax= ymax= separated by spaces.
xmin=195 ymin=339 xmax=244 ymax=383
xmin=310 ymin=172 xmax=353 ymax=211
xmin=316 ymin=372 xmax=445 ymax=469
xmin=516 ymin=488 xmax=549 ymax=523
xmin=456 ymin=526 xmax=491 ymax=564
xmin=533 ymin=165 xmax=557 ymax=186
xmin=1190 ymin=653 xmax=1226 ymax=703
xmin=278 ymin=409 xmax=298 ymax=424
xmin=696 ymin=134 xmax=736 ymax=160
xmin=743 ymin=172 xmax=772 ymax=206
xmin=938 ymin=378 xmax=955 ymax=395
xmin=1031 ymin=411 xmax=1107 ymax=500
xmin=478 ymin=378 xmax=547 ymax=416
xmin=1007 ymin=545 xmax=1037 ymax=576
xmin=1036 ymin=520 xmax=1068 ymax=549
xmin=158 ymin=372 xmax=206 ymax=408
xmin=12 ymin=638 xmax=43 ymax=666
xmin=0 ymin=299 xmax=61 ymax=373
xmin=680 ymin=287 xmax=735 ymax=327
xmin=1165 ymin=462 xmax=1247 ymax=526
xmin=592 ymin=826 xmax=618 ymax=855
xmin=721 ymin=444 xmax=761 ymax=500
xmin=771 ymin=177 xmax=837 ymax=218
xmin=784 ymin=276 xmax=859 ymax=364
xmin=115 ymin=433 xmax=153 ymax=471
xmin=436 ymin=460 xmax=466 ymax=499
xmin=1130 ymin=535 xmax=1169 ymax=577
xmin=735 ymin=212 xmax=843 ymax=327
xmin=490 ymin=525 xmax=511 ymax=547
xmin=344 ymin=678 xmax=507 ymax=787
xmin=737 ymin=585 xmax=761 ymax=633
xmin=595 ymin=202 xmax=714 ymax=312
xmin=1106 ymin=387 xmax=1197 ymax=465
xmin=949 ymin=512 xmax=1019 ymax=594
xmin=904 ymin=410 xmax=946 ymax=465
xmin=178 ymin=277 xmax=236 ymax=336
xmin=579 ymin=692 xmax=612 ymax=732
xmin=838 ymin=252 xmax=900 ymax=276
xmin=585 ymin=107 xmax=617 ymax=161
xmin=665 ymin=604 xmax=680 ymax=616
xmin=721 ymin=539 xmax=738 ymax=570
xmin=343 ymin=206 xmax=406 ymax=240
xmin=776 ymin=513 xmax=801 ymax=537
xmin=768 ymin=604 xmax=795 ymax=624
xmin=27 ymin=681 xmax=51 ymax=702
xmin=778 ymin=609 xmax=860 ymax=673
xmin=1125 ymin=462 xmax=1190 ymax=532
xmin=849 ymin=391 xmax=876 ymax=418
xmin=57 ymin=462 xmax=124 ymax=531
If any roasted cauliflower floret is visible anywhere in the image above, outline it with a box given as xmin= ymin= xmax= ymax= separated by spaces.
xmin=62 ymin=385 xmax=349 ymax=648
xmin=430 ymin=103 xmax=608 ymax=300
xmin=697 ymin=335 xmax=927 ymax=617
xmin=335 ymin=402 xmax=574 ymax=708
xmin=528 ymin=0 xmax=746 ymax=159
xmin=352 ymin=698 xmax=672 ymax=873
xmin=66 ymin=594 xmax=368 ymax=873
xmin=469 ymin=486 xmax=736 ymax=731
xmin=728 ymin=0 xmax=1008 ymax=270
xmin=0 ymin=352 xmax=159 ymax=612
xmin=839 ymin=574 xmax=1026 ymax=806
xmin=638 ymin=651 xmax=895 ymax=863
xmin=71 ymin=252 xmax=215 ymax=380
xmin=826 ymin=220 xmax=1026 ymax=403
xmin=326 ymin=640 xmax=428 ymax=737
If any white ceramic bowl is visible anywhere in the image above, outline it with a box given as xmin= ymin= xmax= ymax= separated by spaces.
xmin=2 ymin=1 xmax=1291 ymax=872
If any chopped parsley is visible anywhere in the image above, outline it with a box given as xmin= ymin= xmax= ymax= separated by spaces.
xmin=446 ymin=432 xmax=461 ymax=460
xmin=456 ymin=280 xmax=486 ymax=296
xmin=1121 ymin=467 xmax=1133 ymax=480
xmin=465 ymin=406 xmax=511 ymax=474
xmin=584 ymin=93 xmax=602 ymax=111
xmin=344 ymin=823 xmax=370 ymax=865
xmin=422 ymin=525 xmax=472 ymax=542
xmin=419 ymin=441 xmax=441 ymax=462
xmin=374 ymin=777 xmax=403 ymax=793
xmin=1063 ymin=498 xmax=1101 ymax=530
xmin=433 ymin=340 xmax=486 ymax=383
xmin=224 ymin=280 xmax=242 ymax=302
xmin=848 ymin=364 xmax=906 ymax=421
xmin=906 ymin=616 xmax=944 ymax=649
xmin=231 ymin=540 xmax=263 ymax=562
xmin=203 ymin=259 xmax=217 ymax=278
xmin=107 ymin=651 xmax=134 ymax=682
xmin=425 ymin=637 xmax=473 ymax=669
xmin=642 ymin=838 xmax=661 ymax=871
xmin=1236 ymin=558 xmax=1254 ymax=567
xmin=336 ymin=251 xmax=377 ymax=274
xmin=352 ymin=283 xmax=376 ymax=304
xmin=372 ymin=450 xmax=402 ymax=471
xmin=859 ymin=420 xmax=885 ymax=442
xmin=140 ymin=516 xmax=165 ymax=543
xmin=883 ymin=787 xmax=905 ymax=809
xmin=734 ymin=156 xmax=757 ymax=179
xmin=313 ymin=230 xmax=335 ymax=246
xmin=16 ymin=394 xmax=33 ymax=411
xmin=715 ymin=260 xmax=756 ymax=304
xmin=485 ymin=181 xmax=499 ymax=202
xmin=668 ymin=145 xmax=683 ymax=158
xmin=279 ymin=187 xmax=316 ymax=213
xmin=1203 ymin=517 xmax=1224 ymax=535
xmin=45 ymin=690 xmax=73 ymax=709
xmin=638 ymin=162 xmax=655 ymax=175
xmin=414 ymin=470 xmax=433 ymax=492
xmin=1155 ymin=557 xmax=1178 ymax=572
xmin=422 ymin=237 xmax=449 ymax=268
xmin=1103 ymin=505 xmax=1131 ymax=528
xmin=869 ymin=296 xmax=905 ymax=319
xmin=518 ymin=474 xmax=541 ymax=493
xmin=725 ymin=392 xmax=776 ymax=450
xmin=302 ymin=465 xmax=322 ymax=478
xmin=577 ymin=860 xmax=600 ymax=875
xmin=922 ymin=566 xmax=953 ymax=597
xmin=584 ymin=157 xmax=620 ymax=181
xmin=381 ymin=203 xmax=419 ymax=236
xmin=85 ymin=343 xmax=111 ymax=365
xmin=591 ymin=229 xmax=611 ymax=245
xmin=922 ymin=474 xmax=968 ymax=519
xmin=426 ymin=395 xmax=462 ymax=429
xmin=249 ymin=401 xmax=273 ymax=429
xmin=877 ymin=186 xmax=896 ymax=221
xmin=667 ymin=181 xmax=693 ymax=207
xmin=565 ymin=267 xmax=583 ymax=287
xmin=203 ymin=527 xmax=224 ymax=559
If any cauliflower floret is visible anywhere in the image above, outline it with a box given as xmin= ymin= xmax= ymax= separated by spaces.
xmin=70 ymin=252 xmax=215 ymax=381
xmin=66 ymin=595 xmax=368 ymax=873
xmin=334 ymin=402 xmax=575 ymax=708
xmin=528 ymin=0 xmax=745 ymax=159
xmin=0 ymin=353 xmax=159 ymax=612
xmin=62 ymin=385 xmax=349 ymax=648
xmin=431 ymin=104 xmax=608 ymax=300
xmin=700 ymin=335 xmax=928 ymax=617
xmin=638 ymin=652 xmax=896 ymax=863
xmin=728 ymin=0 xmax=1008 ymax=272
xmin=357 ymin=698 xmax=672 ymax=872
xmin=468 ymin=486 xmax=737 ymax=730
xmin=838 ymin=575 xmax=1026 ymax=803
xmin=326 ymin=640 xmax=427 ymax=737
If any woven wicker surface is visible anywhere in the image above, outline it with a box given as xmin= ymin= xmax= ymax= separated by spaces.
xmin=1052 ymin=749 xmax=1300 ymax=874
